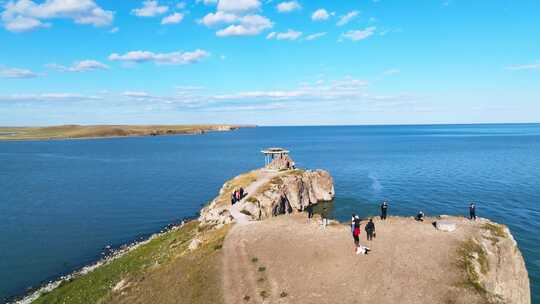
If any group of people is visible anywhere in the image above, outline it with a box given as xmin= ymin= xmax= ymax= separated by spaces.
xmin=379 ymin=201 xmax=478 ymax=221
xmin=230 ymin=187 xmax=245 ymax=205
xmin=350 ymin=215 xmax=375 ymax=254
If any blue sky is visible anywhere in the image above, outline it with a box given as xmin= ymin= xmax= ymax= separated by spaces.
xmin=0 ymin=0 xmax=539 ymax=126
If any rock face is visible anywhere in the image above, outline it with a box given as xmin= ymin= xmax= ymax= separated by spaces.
xmin=461 ymin=220 xmax=530 ymax=304
xmin=436 ymin=220 xmax=457 ymax=232
xmin=199 ymin=169 xmax=335 ymax=226
xmin=239 ymin=170 xmax=334 ymax=220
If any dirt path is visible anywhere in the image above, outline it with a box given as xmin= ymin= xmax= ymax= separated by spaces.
xmin=222 ymin=214 xmax=485 ymax=304
xmin=229 ymin=170 xmax=279 ymax=225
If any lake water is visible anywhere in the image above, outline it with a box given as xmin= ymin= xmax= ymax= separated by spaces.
xmin=1 ymin=124 xmax=539 ymax=302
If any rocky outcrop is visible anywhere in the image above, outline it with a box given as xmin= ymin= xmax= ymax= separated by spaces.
xmin=459 ymin=220 xmax=530 ymax=304
xmin=199 ymin=169 xmax=335 ymax=227
xmin=238 ymin=170 xmax=334 ymax=220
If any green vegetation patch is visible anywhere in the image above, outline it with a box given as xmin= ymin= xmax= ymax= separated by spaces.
xmin=482 ymin=223 xmax=507 ymax=239
xmin=457 ymin=238 xmax=489 ymax=295
xmin=33 ymin=221 xmax=221 ymax=304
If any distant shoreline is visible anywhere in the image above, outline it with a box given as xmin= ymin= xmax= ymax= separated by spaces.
xmin=0 ymin=124 xmax=256 ymax=141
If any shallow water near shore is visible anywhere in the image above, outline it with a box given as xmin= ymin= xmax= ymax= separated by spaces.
xmin=1 ymin=124 xmax=539 ymax=302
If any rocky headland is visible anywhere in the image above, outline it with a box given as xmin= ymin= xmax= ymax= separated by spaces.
xmin=17 ymin=165 xmax=531 ymax=304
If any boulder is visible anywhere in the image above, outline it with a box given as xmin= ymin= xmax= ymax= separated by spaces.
xmin=436 ymin=221 xmax=457 ymax=232
xmin=188 ymin=239 xmax=202 ymax=251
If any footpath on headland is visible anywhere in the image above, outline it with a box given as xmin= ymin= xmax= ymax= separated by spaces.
xmin=16 ymin=161 xmax=531 ymax=304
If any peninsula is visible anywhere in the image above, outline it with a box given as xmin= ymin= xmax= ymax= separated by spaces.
xmin=15 ymin=153 xmax=531 ymax=304
xmin=0 ymin=124 xmax=254 ymax=141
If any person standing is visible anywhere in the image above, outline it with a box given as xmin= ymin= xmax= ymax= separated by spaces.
xmin=306 ymin=203 xmax=314 ymax=222
xmin=321 ymin=205 xmax=329 ymax=228
xmin=351 ymin=214 xmax=356 ymax=236
xmin=353 ymin=216 xmax=361 ymax=247
xmin=365 ymin=218 xmax=375 ymax=241
xmin=231 ymin=191 xmax=237 ymax=205
xmin=381 ymin=201 xmax=388 ymax=220
xmin=469 ymin=203 xmax=477 ymax=220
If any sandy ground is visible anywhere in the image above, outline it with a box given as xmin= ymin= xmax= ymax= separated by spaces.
xmin=222 ymin=214 xmax=485 ymax=304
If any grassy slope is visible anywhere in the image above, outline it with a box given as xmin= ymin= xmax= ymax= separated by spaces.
xmin=0 ymin=125 xmax=250 ymax=140
xmin=33 ymin=221 xmax=229 ymax=304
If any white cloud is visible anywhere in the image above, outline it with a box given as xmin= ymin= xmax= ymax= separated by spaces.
xmin=199 ymin=11 xmax=237 ymax=26
xmin=1 ymin=0 xmax=114 ymax=32
xmin=276 ymin=1 xmax=300 ymax=13
xmin=305 ymin=32 xmax=326 ymax=41
xmin=123 ymin=91 xmax=150 ymax=98
xmin=216 ymin=14 xmax=272 ymax=37
xmin=109 ymin=26 xmax=119 ymax=33
xmin=0 ymin=93 xmax=102 ymax=102
xmin=505 ymin=62 xmax=540 ymax=71
xmin=382 ymin=68 xmax=400 ymax=76
xmin=337 ymin=10 xmax=359 ymax=26
xmin=341 ymin=27 xmax=376 ymax=41
xmin=266 ymin=29 xmax=302 ymax=40
xmin=47 ymin=60 xmax=109 ymax=72
xmin=161 ymin=12 xmax=183 ymax=24
xmin=311 ymin=8 xmax=329 ymax=21
xmin=131 ymin=1 xmax=168 ymax=17
xmin=108 ymin=49 xmax=210 ymax=65
xmin=217 ymin=0 xmax=260 ymax=12
xmin=0 ymin=67 xmax=38 ymax=78
xmin=196 ymin=0 xmax=218 ymax=5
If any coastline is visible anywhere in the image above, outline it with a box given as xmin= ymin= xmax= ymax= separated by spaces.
xmin=10 ymin=217 xmax=197 ymax=304
xmin=0 ymin=124 xmax=256 ymax=141
xmin=7 ymin=164 xmax=532 ymax=304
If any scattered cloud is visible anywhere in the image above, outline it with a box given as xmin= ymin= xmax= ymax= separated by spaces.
xmin=199 ymin=11 xmax=237 ymax=26
xmin=382 ymin=68 xmax=400 ymax=76
xmin=131 ymin=0 xmax=168 ymax=17
xmin=311 ymin=8 xmax=329 ymax=21
xmin=341 ymin=27 xmax=376 ymax=41
xmin=161 ymin=12 xmax=183 ymax=25
xmin=217 ymin=0 xmax=261 ymax=12
xmin=109 ymin=26 xmax=119 ymax=33
xmin=46 ymin=60 xmax=109 ymax=72
xmin=123 ymin=91 xmax=150 ymax=98
xmin=337 ymin=10 xmax=359 ymax=26
xmin=196 ymin=0 xmax=218 ymax=5
xmin=1 ymin=0 xmax=114 ymax=32
xmin=0 ymin=67 xmax=39 ymax=78
xmin=305 ymin=32 xmax=326 ymax=41
xmin=108 ymin=50 xmax=210 ymax=65
xmin=266 ymin=29 xmax=302 ymax=40
xmin=276 ymin=1 xmax=300 ymax=13
xmin=505 ymin=61 xmax=540 ymax=71
xmin=0 ymin=93 xmax=103 ymax=102
xmin=216 ymin=14 xmax=272 ymax=37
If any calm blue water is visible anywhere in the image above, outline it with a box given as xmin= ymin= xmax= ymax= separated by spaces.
xmin=1 ymin=124 xmax=539 ymax=302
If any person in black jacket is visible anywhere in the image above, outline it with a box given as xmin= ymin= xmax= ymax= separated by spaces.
xmin=365 ymin=218 xmax=375 ymax=241
xmin=469 ymin=203 xmax=477 ymax=220
xmin=380 ymin=201 xmax=388 ymax=220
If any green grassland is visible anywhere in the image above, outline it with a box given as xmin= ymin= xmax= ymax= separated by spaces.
xmin=32 ymin=221 xmax=229 ymax=304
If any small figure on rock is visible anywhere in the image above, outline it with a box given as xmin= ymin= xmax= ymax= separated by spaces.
xmin=350 ymin=213 xmax=356 ymax=236
xmin=365 ymin=218 xmax=375 ymax=241
xmin=231 ymin=191 xmax=237 ymax=205
xmin=321 ymin=205 xmax=329 ymax=229
xmin=380 ymin=201 xmax=388 ymax=220
xmin=239 ymin=187 xmax=245 ymax=199
xmin=353 ymin=216 xmax=361 ymax=247
xmin=415 ymin=211 xmax=425 ymax=222
xmin=306 ymin=203 xmax=314 ymax=222
xmin=469 ymin=202 xmax=476 ymax=220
